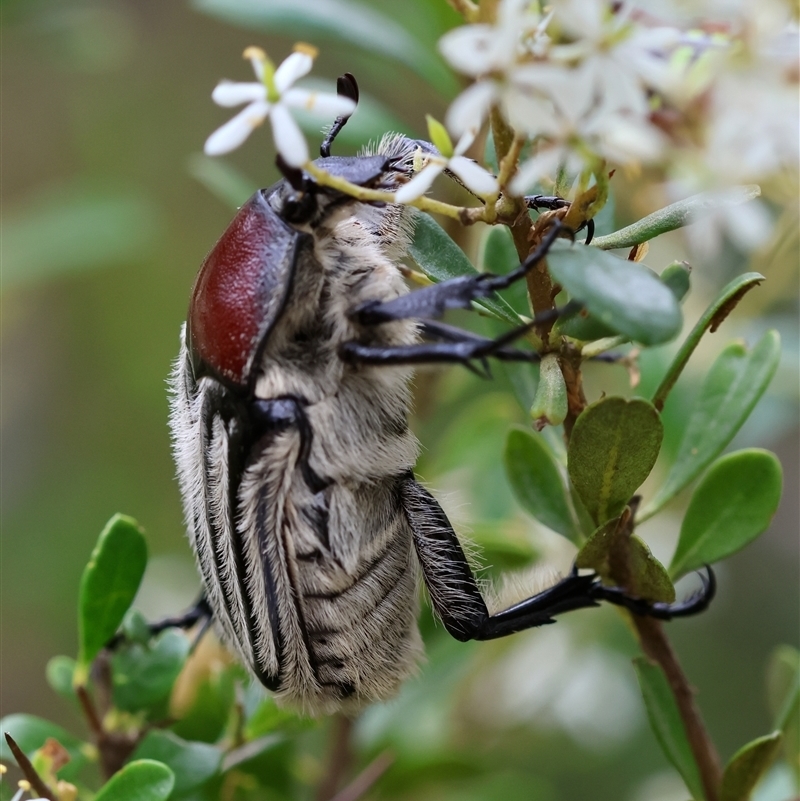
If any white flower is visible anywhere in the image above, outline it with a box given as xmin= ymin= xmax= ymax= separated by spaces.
xmin=204 ymin=45 xmax=356 ymax=167
xmin=438 ymin=0 xmax=550 ymax=77
xmin=394 ymin=119 xmax=499 ymax=204
xmin=439 ymin=1 xmax=554 ymax=137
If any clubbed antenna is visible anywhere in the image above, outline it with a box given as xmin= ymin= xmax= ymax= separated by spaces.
xmin=320 ymin=73 xmax=359 ymax=157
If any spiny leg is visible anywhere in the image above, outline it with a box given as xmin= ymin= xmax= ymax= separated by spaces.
xmin=401 ymin=477 xmax=715 ymax=641
xmin=525 ymin=195 xmax=595 ymax=244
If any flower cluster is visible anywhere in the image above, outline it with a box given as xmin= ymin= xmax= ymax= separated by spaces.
xmin=436 ymin=0 xmax=798 ymax=251
xmin=203 ymin=1 xmax=797 ymax=253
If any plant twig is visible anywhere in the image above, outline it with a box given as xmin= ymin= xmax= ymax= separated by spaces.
xmin=316 ymin=715 xmax=355 ymax=801
xmin=633 ymin=617 xmax=723 ymax=801
xmin=328 ymin=751 xmax=395 ymax=801
xmin=446 ymin=0 xmax=478 ymax=21
xmin=4 ymin=733 xmax=56 ymax=800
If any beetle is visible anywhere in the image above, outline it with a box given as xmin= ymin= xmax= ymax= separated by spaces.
xmin=168 ymin=76 xmax=714 ymax=715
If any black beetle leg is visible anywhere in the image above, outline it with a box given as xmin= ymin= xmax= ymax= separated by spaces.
xmin=590 ymin=566 xmax=717 ymax=620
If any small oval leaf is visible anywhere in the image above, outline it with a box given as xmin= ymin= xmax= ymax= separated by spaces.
xmin=577 ymin=526 xmax=675 ymax=603
xmin=132 ymin=731 xmax=221 ymax=796
xmin=661 ymin=261 xmax=692 ymax=301
xmin=530 ymin=354 xmax=567 ymax=428
xmin=112 ymin=629 xmax=191 ymax=715
xmin=643 ymin=331 xmax=780 ymax=520
xmin=46 ymin=656 xmax=77 ymax=700
xmin=0 ymin=714 xmax=87 ymax=780
xmin=568 ymin=397 xmax=663 ymax=525
xmin=77 ymin=514 xmax=148 ymax=681
xmin=505 ymin=427 xmax=579 ymax=541
xmin=94 ymin=759 xmax=175 ymax=801
xmin=409 ymin=213 xmax=522 ymax=325
xmin=633 ymin=657 xmax=705 ymax=801
xmin=670 ymin=449 xmax=783 ymax=580
xmin=720 ymin=732 xmax=783 ymax=801
xmin=547 ymin=241 xmax=682 ymax=345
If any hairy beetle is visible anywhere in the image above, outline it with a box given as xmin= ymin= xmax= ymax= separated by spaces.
xmin=169 ymin=80 xmax=713 ymax=714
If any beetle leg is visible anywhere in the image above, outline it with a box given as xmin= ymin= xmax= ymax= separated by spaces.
xmin=402 ymin=478 xmax=715 ymax=641
xmin=350 ymin=222 xmax=570 ymax=326
xmin=525 ymin=195 xmax=595 ymax=244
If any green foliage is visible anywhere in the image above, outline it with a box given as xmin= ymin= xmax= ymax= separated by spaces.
xmin=567 ymin=397 xmax=663 ymax=525
xmin=670 ymin=449 xmax=783 ymax=580
xmin=93 ymin=760 xmax=175 ymax=801
xmin=633 ymin=658 xmax=705 ymax=801
xmin=409 ymin=212 xmax=522 ymax=325
xmin=590 ymin=185 xmax=762 ymax=251
xmin=76 ymin=514 xmax=148 ymax=684
xmin=720 ymin=733 xmax=783 ymax=801
xmin=577 ymin=526 xmax=675 ymax=603
xmin=112 ymin=629 xmax=191 ymax=717
xmin=547 ymin=241 xmax=683 ymax=345
xmin=643 ymin=331 xmax=781 ymax=520
xmin=504 ymin=427 xmax=579 ymax=542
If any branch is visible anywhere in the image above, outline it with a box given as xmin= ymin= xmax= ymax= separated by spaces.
xmin=328 ymin=752 xmax=394 ymax=801
xmin=633 ymin=617 xmax=723 ymax=801
xmin=316 ymin=715 xmax=355 ymax=801
xmin=4 ymin=733 xmax=56 ymax=801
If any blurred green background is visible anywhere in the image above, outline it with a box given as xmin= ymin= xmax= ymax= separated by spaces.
xmin=2 ymin=1 xmax=798 ymax=799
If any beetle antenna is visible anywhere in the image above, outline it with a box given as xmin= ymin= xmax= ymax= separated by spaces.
xmin=320 ymin=73 xmax=359 ymax=157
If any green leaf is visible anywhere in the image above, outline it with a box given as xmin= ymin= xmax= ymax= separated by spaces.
xmin=504 ymin=427 xmax=579 ymax=541
xmin=409 ymin=213 xmax=522 ymax=325
xmin=94 ymin=759 xmax=175 ymax=801
xmin=555 ymin=309 xmax=619 ymax=342
xmin=650 ymin=273 xmax=765 ymax=412
xmin=192 ymin=0 xmax=459 ymax=96
xmin=591 ymin=185 xmax=761 ymax=250
xmin=568 ymin=397 xmax=663 ymax=525
xmin=642 ymin=331 xmax=780 ymax=520
xmin=577 ymin=526 xmax=675 ymax=603
xmin=529 ymin=354 xmax=568 ymax=428
xmin=112 ymin=629 xmax=190 ymax=715
xmin=547 ymin=241 xmax=682 ymax=345
xmin=633 ymin=657 xmax=705 ymax=801
xmin=479 ymin=225 xmax=530 ymax=318
xmin=0 ymin=714 xmax=87 ymax=780
xmin=661 ymin=261 xmax=692 ymax=301
xmin=720 ymin=732 xmax=783 ymax=801
xmin=765 ymin=645 xmax=799 ymax=781
xmin=132 ymin=731 xmax=221 ymax=796
xmin=670 ymin=449 xmax=783 ymax=580
xmin=245 ymin=697 xmax=314 ymax=740
xmin=46 ymin=656 xmax=77 ymax=700
xmin=76 ymin=514 xmax=148 ymax=683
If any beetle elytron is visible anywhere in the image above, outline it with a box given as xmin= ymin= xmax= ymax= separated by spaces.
xmin=169 ymin=78 xmax=713 ymax=714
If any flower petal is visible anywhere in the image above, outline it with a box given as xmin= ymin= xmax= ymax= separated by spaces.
xmin=270 ymin=102 xmax=309 ymax=167
xmin=282 ymin=88 xmax=356 ymax=118
xmin=438 ymin=25 xmax=497 ymax=76
xmin=394 ymin=163 xmax=445 ymax=203
xmin=211 ymin=81 xmax=265 ymax=107
xmin=204 ymin=100 xmax=270 ymax=155
xmin=446 ymin=80 xmax=498 ymax=137
xmin=274 ymin=51 xmax=313 ymax=94
xmin=449 ymin=156 xmax=499 ymax=197
xmin=509 ymin=146 xmax=567 ymax=195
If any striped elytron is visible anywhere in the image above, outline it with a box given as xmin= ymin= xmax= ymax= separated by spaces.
xmin=169 ymin=128 xmax=713 ymax=715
